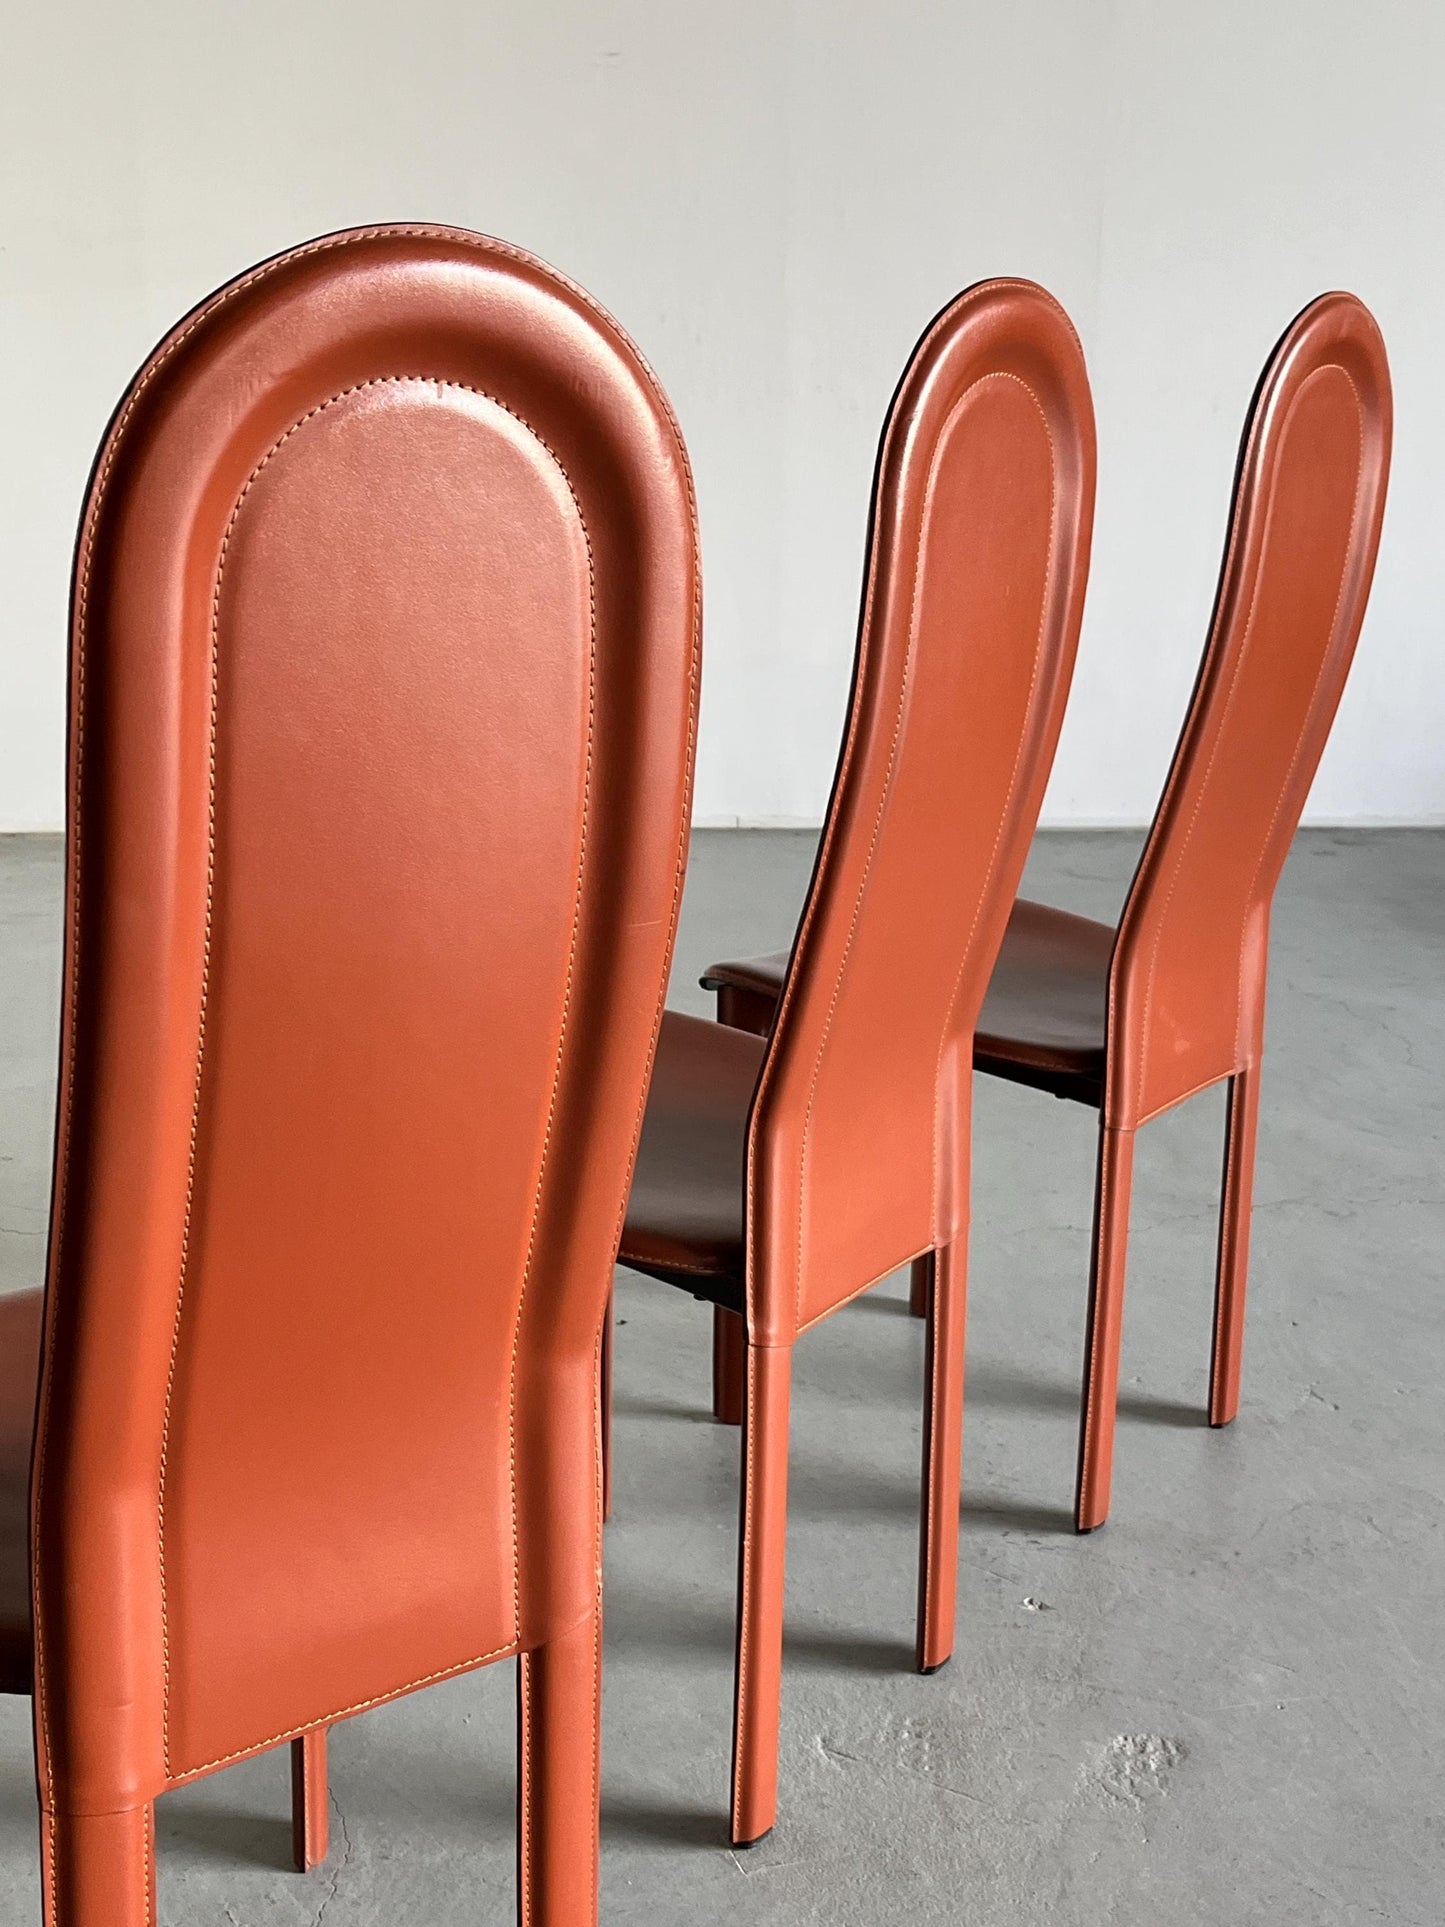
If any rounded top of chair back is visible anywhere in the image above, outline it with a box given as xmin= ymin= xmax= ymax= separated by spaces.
xmin=36 ymin=226 xmax=699 ymax=1804
xmin=1109 ymin=292 xmax=1391 ymax=1129
xmin=746 ymin=280 xmax=1096 ymax=1340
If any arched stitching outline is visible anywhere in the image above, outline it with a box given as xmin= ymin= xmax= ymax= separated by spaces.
xmin=1229 ymin=378 xmax=1366 ymax=1060
xmin=736 ymin=303 xmax=1059 ymax=1339
xmin=153 ymin=373 xmax=597 ymax=1777
xmin=788 ymin=371 xmax=1053 ymax=1338
xmin=919 ymin=375 xmax=1058 ymax=1588
xmin=926 ymin=381 xmax=1058 ymax=1244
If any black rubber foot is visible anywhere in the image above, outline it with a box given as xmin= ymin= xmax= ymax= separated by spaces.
xmin=920 ymin=1656 xmax=951 ymax=1676
xmin=731 ymin=1827 xmax=773 ymax=1851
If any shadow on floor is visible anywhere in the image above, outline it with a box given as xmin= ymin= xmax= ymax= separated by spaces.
xmin=601 ymin=1796 xmax=727 ymax=1850
xmin=966 ymin=1361 xmax=1202 ymax=1429
xmin=961 ymin=1496 xmax=1076 ymax=1537
xmin=155 ymin=1801 xmax=295 ymax=1874
xmin=785 ymin=1627 xmax=915 ymax=1675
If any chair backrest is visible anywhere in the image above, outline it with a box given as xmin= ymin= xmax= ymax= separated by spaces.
xmin=1109 ymin=293 xmax=1391 ymax=1129
xmin=747 ymin=282 xmax=1095 ymax=1340
xmin=33 ymin=227 xmax=699 ymax=1809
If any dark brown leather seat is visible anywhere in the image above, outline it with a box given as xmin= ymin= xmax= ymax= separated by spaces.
xmin=0 ymin=1290 xmax=41 ymax=1696
xmin=704 ymin=894 xmax=1114 ymax=1103
xmin=621 ymin=1014 xmax=760 ymax=1302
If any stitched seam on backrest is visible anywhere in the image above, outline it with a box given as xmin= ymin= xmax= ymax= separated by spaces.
xmin=928 ymin=378 xmax=1057 ymax=1242
xmin=1102 ymin=343 xmax=1275 ymax=1124
xmin=1123 ymin=405 xmax=1278 ymax=1119
xmin=1230 ymin=373 xmax=1366 ymax=1060
xmin=1126 ymin=364 xmax=1362 ymax=1118
xmin=785 ymin=370 xmax=1041 ymax=1332
xmin=153 ymin=375 xmax=596 ymax=1775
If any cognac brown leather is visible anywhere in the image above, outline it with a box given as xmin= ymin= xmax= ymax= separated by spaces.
xmin=701 ymin=291 xmax=1393 ymax=1537
xmin=19 ymin=225 xmax=699 ymax=1926
xmin=619 ymin=280 xmax=1096 ymax=1843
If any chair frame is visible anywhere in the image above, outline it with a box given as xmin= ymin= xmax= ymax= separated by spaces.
xmin=706 ymin=290 xmax=1393 ymax=1537
xmin=618 ymin=279 xmax=1096 ymax=1844
xmin=22 ymin=224 xmax=699 ymax=1925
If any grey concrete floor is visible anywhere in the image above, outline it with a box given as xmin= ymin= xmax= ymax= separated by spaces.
xmin=0 ymin=827 xmax=1442 ymax=1924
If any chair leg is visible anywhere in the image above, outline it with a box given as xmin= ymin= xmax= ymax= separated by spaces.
xmin=916 ymin=1241 xmax=967 ymax=1672
xmin=731 ymin=1339 xmax=792 ymax=1848
xmin=41 ymin=1805 xmax=156 ymax=1926
xmin=1075 ymin=1123 xmax=1136 ymax=1533
xmin=601 ymin=1289 xmax=615 ymax=1522
xmin=1209 ymin=1067 xmax=1261 ymax=1428
xmin=517 ymin=1607 xmax=601 ymax=1927
xmin=712 ymin=1306 xmax=745 ymax=1424
xmin=290 ymin=1728 xmax=329 ymax=1871
xmin=909 ymin=1255 xmax=930 ymax=1319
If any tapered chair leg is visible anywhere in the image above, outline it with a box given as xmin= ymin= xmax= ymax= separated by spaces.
xmin=601 ymin=1290 xmax=615 ymax=1521
xmin=1075 ymin=1123 xmax=1136 ymax=1533
xmin=712 ymin=1306 xmax=745 ymax=1425
xmin=517 ymin=1607 xmax=602 ymax=1927
xmin=290 ymin=1728 xmax=329 ymax=1871
xmin=1209 ymin=1067 xmax=1261 ymax=1428
xmin=917 ymin=1241 xmax=967 ymax=1672
xmin=909 ymin=1255 xmax=931 ymax=1319
xmin=41 ymin=1805 xmax=156 ymax=1927
xmin=731 ymin=1339 xmax=792 ymax=1847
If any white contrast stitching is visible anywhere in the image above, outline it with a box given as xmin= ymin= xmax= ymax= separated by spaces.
xmin=154 ymin=372 xmax=596 ymax=1773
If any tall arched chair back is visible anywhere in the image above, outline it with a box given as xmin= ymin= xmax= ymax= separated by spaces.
xmin=748 ymin=281 xmax=1096 ymax=1339
xmin=35 ymin=226 xmax=698 ymax=1826
xmin=1110 ymin=293 xmax=1391 ymax=1128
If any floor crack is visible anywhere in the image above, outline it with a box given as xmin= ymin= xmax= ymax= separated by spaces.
xmin=311 ymin=1796 xmax=352 ymax=1927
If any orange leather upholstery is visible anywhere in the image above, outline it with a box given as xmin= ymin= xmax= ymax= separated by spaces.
xmin=21 ymin=226 xmax=699 ymax=1925
xmin=620 ymin=280 xmax=1096 ymax=1843
xmin=705 ymin=892 xmax=1115 ymax=1102
xmin=701 ymin=291 xmax=1393 ymax=1536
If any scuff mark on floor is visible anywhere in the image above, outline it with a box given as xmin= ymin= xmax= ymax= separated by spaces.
xmin=1082 ymin=1734 xmax=1187 ymax=1807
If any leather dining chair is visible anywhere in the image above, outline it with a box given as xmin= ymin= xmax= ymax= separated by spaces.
xmin=1 ymin=224 xmax=699 ymax=1925
xmin=703 ymin=291 xmax=1392 ymax=1536
xmin=615 ymin=280 xmax=1096 ymax=1845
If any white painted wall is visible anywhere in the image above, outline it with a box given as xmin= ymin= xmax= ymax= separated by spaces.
xmin=2 ymin=1 xmax=1441 ymax=831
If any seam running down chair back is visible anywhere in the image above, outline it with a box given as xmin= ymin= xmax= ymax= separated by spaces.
xmin=33 ymin=226 xmax=699 ymax=1814
xmin=745 ymin=282 xmax=1096 ymax=1344
xmin=1107 ymin=293 xmax=1391 ymax=1131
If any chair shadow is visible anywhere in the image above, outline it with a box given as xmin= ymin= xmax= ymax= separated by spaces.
xmin=1119 ymin=1392 xmax=1202 ymax=1429
xmin=613 ymin=1394 xmax=716 ymax=1427
xmin=842 ymin=1291 xmax=916 ymax=1318
xmin=606 ymin=1591 xmax=735 ymax=1661
xmin=966 ymin=1362 xmax=1202 ymax=1430
xmin=155 ymin=1800 xmax=294 ymax=1874
xmin=601 ymin=1796 xmax=727 ymax=1850
xmin=608 ymin=1587 xmax=912 ymax=1679
xmin=962 ymin=1496 xmax=1076 ymax=1537
xmin=783 ymin=1628 xmax=915 ymax=1676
